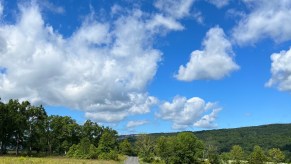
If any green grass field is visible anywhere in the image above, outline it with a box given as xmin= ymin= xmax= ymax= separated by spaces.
xmin=0 ymin=156 xmax=125 ymax=164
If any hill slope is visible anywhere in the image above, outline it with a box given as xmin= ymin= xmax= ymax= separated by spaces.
xmin=149 ymin=123 xmax=291 ymax=154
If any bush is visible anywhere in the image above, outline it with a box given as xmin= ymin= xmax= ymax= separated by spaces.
xmin=98 ymin=150 xmax=118 ymax=160
xmin=66 ymin=138 xmax=98 ymax=159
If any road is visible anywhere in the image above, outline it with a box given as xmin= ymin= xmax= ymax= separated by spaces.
xmin=124 ymin=156 xmax=139 ymax=164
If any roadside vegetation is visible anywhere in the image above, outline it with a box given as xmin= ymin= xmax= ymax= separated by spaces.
xmin=1 ymin=99 xmax=290 ymax=163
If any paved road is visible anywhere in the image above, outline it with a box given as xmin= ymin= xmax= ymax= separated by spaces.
xmin=124 ymin=156 xmax=139 ymax=164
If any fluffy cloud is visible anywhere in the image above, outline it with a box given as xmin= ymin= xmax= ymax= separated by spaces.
xmin=194 ymin=108 xmax=221 ymax=128
xmin=175 ymin=26 xmax=239 ymax=81
xmin=207 ymin=0 xmax=230 ymax=8
xmin=126 ymin=120 xmax=149 ymax=129
xmin=154 ymin=0 xmax=195 ymax=19
xmin=156 ymin=96 xmax=221 ymax=129
xmin=232 ymin=0 xmax=291 ymax=45
xmin=151 ymin=0 xmax=202 ymax=31
xmin=146 ymin=14 xmax=184 ymax=32
xmin=0 ymin=4 xmax=163 ymax=123
xmin=266 ymin=48 xmax=291 ymax=92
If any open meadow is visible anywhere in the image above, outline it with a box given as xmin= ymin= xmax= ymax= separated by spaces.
xmin=0 ymin=156 xmax=124 ymax=164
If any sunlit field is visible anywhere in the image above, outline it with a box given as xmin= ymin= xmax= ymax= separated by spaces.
xmin=0 ymin=156 xmax=124 ymax=164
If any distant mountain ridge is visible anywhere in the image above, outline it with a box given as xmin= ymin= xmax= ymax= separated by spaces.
xmin=123 ymin=123 xmax=291 ymax=156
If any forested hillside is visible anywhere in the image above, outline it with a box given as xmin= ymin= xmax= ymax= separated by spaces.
xmin=149 ymin=124 xmax=291 ymax=157
xmin=194 ymin=124 xmax=291 ymax=153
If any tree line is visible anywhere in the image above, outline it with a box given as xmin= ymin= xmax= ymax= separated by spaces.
xmin=0 ymin=99 xmax=289 ymax=163
xmin=130 ymin=133 xmax=287 ymax=164
xmin=0 ymin=99 xmax=120 ymax=160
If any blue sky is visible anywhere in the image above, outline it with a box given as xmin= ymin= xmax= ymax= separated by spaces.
xmin=0 ymin=0 xmax=291 ymax=134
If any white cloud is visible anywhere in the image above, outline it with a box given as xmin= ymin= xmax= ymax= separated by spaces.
xmin=39 ymin=0 xmax=65 ymax=14
xmin=156 ymin=96 xmax=221 ymax=129
xmin=266 ymin=48 xmax=291 ymax=92
xmin=154 ymin=0 xmax=195 ymax=19
xmin=232 ymin=0 xmax=291 ymax=45
xmin=126 ymin=120 xmax=149 ymax=129
xmin=194 ymin=108 xmax=221 ymax=128
xmin=146 ymin=14 xmax=184 ymax=32
xmin=207 ymin=0 xmax=230 ymax=8
xmin=0 ymin=4 xmax=161 ymax=123
xmin=175 ymin=26 xmax=239 ymax=81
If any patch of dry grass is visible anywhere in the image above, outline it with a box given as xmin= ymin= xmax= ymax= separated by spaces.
xmin=0 ymin=156 xmax=124 ymax=164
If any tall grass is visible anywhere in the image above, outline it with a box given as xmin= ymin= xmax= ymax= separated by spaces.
xmin=0 ymin=156 xmax=124 ymax=164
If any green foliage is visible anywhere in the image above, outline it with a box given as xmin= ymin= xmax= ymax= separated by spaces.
xmin=206 ymin=145 xmax=221 ymax=164
xmin=97 ymin=130 xmax=118 ymax=153
xmin=249 ymin=145 xmax=267 ymax=164
xmin=0 ymin=98 xmax=119 ymax=161
xmin=229 ymin=145 xmax=244 ymax=164
xmin=98 ymin=150 xmax=118 ymax=160
xmin=136 ymin=134 xmax=155 ymax=163
xmin=66 ymin=138 xmax=98 ymax=159
xmin=156 ymin=132 xmax=204 ymax=164
xmin=119 ymin=139 xmax=133 ymax=155
xmin=268 ymin=148 xmax=285 ymax=163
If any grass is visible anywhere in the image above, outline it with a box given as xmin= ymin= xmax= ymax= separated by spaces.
xmin=0 ymin=156 xmax=125 ymax=164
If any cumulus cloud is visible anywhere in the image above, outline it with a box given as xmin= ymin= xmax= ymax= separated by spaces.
xmin=232 ymin=0 xmax=291 ymax=45
xmin=152 ymin=0 xmax=203 ymax=29
xmin=194 ymin=108 xmax=221 ymax=128
xmin=266 ymin=48 xmax=291 ymax=92
xmin=156 ymin=96 xmax=221 ymax=129
xmin=207 ymin=0 xmax=230 ymax=8
xmin=154 ymin=0 xmax=195 ymax=19
xmin=146 ymin=14 xmax=184 ymax=32
xmin=126 ymin=120 xmax=149 ymax=129
xmin=175 ymin=26 xmax=239 ymax=81
xmin=0 ymin=3 xmax=163 ymax=123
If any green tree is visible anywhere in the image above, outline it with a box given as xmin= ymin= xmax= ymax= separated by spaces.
xmin=172 ymin=132 xmax=204 ymax=164
xmin=46 ymin=115 xmax=81 ymax=154
xmin=268 ymin=148 xmax=285 ymax=164
xmin=97 ymin=129 xmax=118 ymax=153
xmin=119 ymin=139 xmax=133 ymax=155
xmin=249 ymin=145 xmax=267 ymax=164
xmin=66 ymin=138 xmax=98 ymax=159
xmin=156 ymin=132 xmax=204 ymax=164
xmin=136 ymin=134 xmax=155 ymax=163
xmin=156 ymin=136 xmax=174 ymax=164
xmin=207 ymin=145 xmax=221 ymax=164
xmin=81 ymin=120 xmax=102 ymax=147
xmin=0 ymin=99 xmax=11 ymax=154
xmin=97 ymin=129 xmax=119 ymax=160
xmin=25 ymin=105 xmax=47 ymax=154
xmin=230 ymin=145 xmax=244 ymax=164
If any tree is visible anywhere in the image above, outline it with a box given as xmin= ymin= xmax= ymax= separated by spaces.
xmin=249 ymin=145 xmax=267 ymax=164
xmin=207 ymin=145 xmax=221 ymax=164
xmin=156 ymin=132 xmax=204 ymax=164
xmin=66 ymin=137 xmax=98 ymax=159
xmin=81 ymin=120 xmax=102 ymax=147
xmin=97 ymin=129 xmax=118 ymax=153
xmin=173 ymin=132 xmax=204 ymax=164
xmin=25 ymin=105 xmax=47 ymax=154
xmin=97 ymin=128 xmax=118 ymax=160
xmin=0 ymin=99 xmax=11 ymax=154
xmin=119 ymin=139 xmax=133 ymax=155
xmin=230 ymin=145 xmax=244 ymax=164
xmin=136 ymin=134 xmax=155 ymax=163
xmin=45 ymin=115 xmax=81 ymax=154
xmin=268 ymin=148 xmax=285 ymax=164
xmin=156 ymin=136 xmax=174 ymax=164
